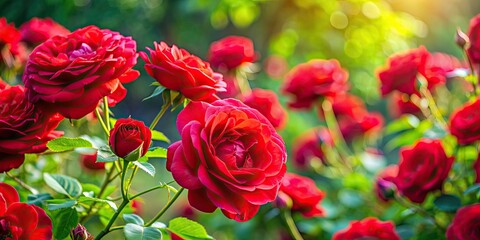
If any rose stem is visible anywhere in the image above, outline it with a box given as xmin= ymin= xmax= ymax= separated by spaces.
xmin=417 ymin=76 xmax=447 ymax=128
xmin=95 ymin=107 xmax=110 ymax=136
xmin=103 ymin=96 xmax=111 ymax=131
xmin=394 ymin=193 xmax=445 ymax=233
xmin=145 ymin=187 xmax=185 ymax=226
xmin=5 ymin=172 xmax=38 ymax=195
xmin=282 ymin=210 xmax=304 ymax=240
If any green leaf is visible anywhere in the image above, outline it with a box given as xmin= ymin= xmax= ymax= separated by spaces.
xmin=125 ymin=143 xmax=145 ymax=162
xmin=464 ymin=184 xmax=480 ymax=195
xmin=52 ymin=207 xmax=78 ymax=239
xmin=97 ymin=145 xmax=118 ymax=163
xmin=124 ymin=223 xmax=162 ymax=240
xmin=27 ymin=193 xmax=52 ymax=206
xmin=133 ymin=161 xmax=156 ymax=177
xmin=78 ymin=196 xmax=117 ymax=211
xmin=44 ymin=173 xmax=83 ymax=198
xmin=146 ymin=147 xmax=168 ymax=159
xmin=143 ymin=86 xmax=166 ymax=101
xmin=434 ymin=194 xmax=461 ymax=212
xmin=151 ymin=130 xmax=170 ymax=143
xmin=124 ymin=214 xmax=144 ymax=225
xmin=47 ymin=199 xmax=77 ymax=211
xmin=168 ymin=217 xmax=213 ymax=240
xmin=385 ymin=114 xmax=420 ymax=135
xmin=47 ymin=137 xmax=92 ymax=152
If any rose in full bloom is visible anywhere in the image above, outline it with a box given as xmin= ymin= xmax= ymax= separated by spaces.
xmin=277 ymin=173 xmax=325 ymax=218
xmin=23 ymin=25 xmax=139 ymax=119
xmin=208 ymin=36 xmax=256 ymax=70
xmin=446 ymin=204 xmax=480 ymax=240
xmin=467 ymin=14 xmax=480 ymax=64
xmin=0 ymin=183 xmax=52 ymax=239
xmin=394 ymin=139 xmax=454 ymax=203
xmin=282 ymin=59 xmax=349 ymax=109
xmin=80 ymin=151 xmax=105 ymax=171
xmin=20 ymin=18 xmax=70 ymax=47
xmin=449 ymin=98 xmax=480 ymax=145
xmin=140 ymin=42 xmax=226 ymax=102
xmin=242 ymin=88 xmax=287 ymax=129
xmin=375 ymin=165 xmax=398 ymax=202
xmin=388 ymin=92 xmax=422 ymax=118
xmin=109 ymin=118 xmax=152 ymax=159
xmin=0 ymin=85 xmax=63 ymax=172
xmin=0 ymin=18 xmax=26 ymax=67
xmin=332 ymin=217 xmax=401 ymax=240
xmin=292 ymin=128 xmax=332 ymax=168
xmin=167 ymin=99 xmax=287 ymax=221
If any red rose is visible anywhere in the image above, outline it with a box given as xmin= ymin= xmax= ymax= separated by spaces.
xmin=449 ymin=98 xmax=480 ymax=145
xmin=292 ymin=128 xmax=332 ymax=168
xmin=0 ymin=85 xmax=63 ymax=172
xmin=0 ymin=183 xmax=52 ymax=239
xmin=23 ymin=25 xmax=140 ymax=119
xmin=278 ymin=173 xmax=325 ymax=218
xmin=208 ymin=36 xmax=256 ymax=70
xmin=242 ymin=88 xmax=288 ymax=129
xmin=167 ymin=99 xmax=287 ymax=221
xmin=375 ymin=165 xmax=399 ymax=202
xmin=326 ymin=93 xmax=367 ymax=118
xmin=131 ymin=200 xmax=143 ymax=216
xmin=388 ymin=92 xmax=422 ymax=118
xmin=109 ymin=118 xmax=152 ymax=159
xmin=426 ymin=52 xmax=463 ymax=78
xmin=217 ymin=74 xmax=241 ymax=99
xmin=338 ymin=112 xmax=384 ymax=142
xmin=446 ymin=204 xmax=480 ymax=240
xmin=394 ymin=139 xmax=453 ymax=203
xmin=20 ymin=17 xmax=70 ymax=47
xmin=0 ymin=78 xmax=7 ymax=90
xmin=282 ymin=59 xmax=349 ymax=109
xmin=0 ymin=18 xmax=26 ymax=67
xmin=467 ymin=14 xmax=480 ymax=64
xmin=333 ymin=217 xmax=400 ymax=240
xmin=140 ymin=42 xmax=226 ymax=102
xmin=80 ymin=151 xmax=105 ymax=171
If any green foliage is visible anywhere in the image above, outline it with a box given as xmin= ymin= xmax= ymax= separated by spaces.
xmin=434 ymin=194 xmax=461 ymax=212
xmin=168 ymin=217 xmax=213 ymax=240
xmin=133 ymin=161 xmax=156 ymax=177
xmin=47 ymin=137 xmax=92 ymax=152
xmin=124 ymin=223 xmax=163 ymax=240
xmin=51 ymin=207 xmax=79 ymax=239
xmin=44 ymin=173 xmax=83 ymax=198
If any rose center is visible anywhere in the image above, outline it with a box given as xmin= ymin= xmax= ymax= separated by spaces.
xmin=0 ymin=219 xmax=12 ymax=240
xmin=69 ymin=43 xmax=95 ymax=60
xmin=216 ymin=140 xmax=247 ymax=168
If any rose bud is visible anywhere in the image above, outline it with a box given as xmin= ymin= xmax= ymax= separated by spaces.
xmin=333 ymin=217 xmax=401 ymax=240
xmin=70 ymin=224 xmax=93 ymax=240
xmin=131 ymin=199 xmax=143 ymax=216
xmin=278 ymin=173 xmax=325 ymax=218
xmin=456 ymin=27 xmax=470 ymax=50
xmin=109 ymin=118 xmax=152 ymax=160
xmin=80 ymin=151 xmax=105 ymax=171
xmin=375 ymin=165 xmax=399 ymax=202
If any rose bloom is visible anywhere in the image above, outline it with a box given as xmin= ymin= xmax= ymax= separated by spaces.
xmin=282 ymin=59 xmax=349 ymax=109
xmin=467 ymin=14 xmax=480 ymax=64
xmin=388 ymin=92 xmax=422 ymax=118
xmin=0 ymin=183 xmax=52 ymax=239
xmin=292 ymin=127 xmax=332 ymax=168
xmin=109 ymin=118 xmax=152 ymax=159
xmin=20 ymin=17 xmax=70 ymax=47
xmin=278 ymin=173 xmax=325 ymax=218
xmin=80 ymin=151 xmax=105 ymax=171
xmin=446 ymin=204 xmax=480 ymax=240
xmin=23 ymin=25 xmax=139 ymax=119
xmin=242 ymin=88 xmax=287 ymax=130
xmin=338 ymin=112 xmax=384 ymax=142
xmin=449 ymin=98 xmax=480 ymax=145
xmin=0 ymin=18 xmax=26 ymax=66
xmin=333 ymin=217 xmax=400 ymax=240
xmin=140 ymin=41 xmax=226 ymax=102
xmin=208 ymin=36 xmax=256 ymax=70
xmin=394 ymin=139 xmax=454 ymax=203
xmin=375 ymin=165 xmax=399 ymax=202
xmin=0 ymin=85 xmax=63 ymax=172
xmin=167 ymin=99 xmax=287 ymax=221
xmin=217 ymin=74 xmax=241 ymax=99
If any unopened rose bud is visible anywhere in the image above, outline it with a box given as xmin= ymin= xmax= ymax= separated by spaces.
xmin=109 ymin=118 xmax=152 ymax=160
xmin=455 ymin=27 xmax=470 ymax=50
xmin=376 ymin=178 xmax=397 ymax=201
xmin=274 ymin=191 xmax=293 ymax=209
xmin=70 ymin=224 xmax=93 ymax=240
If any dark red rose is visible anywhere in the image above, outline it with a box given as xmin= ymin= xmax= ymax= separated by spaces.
xmin=333 ymin=217 xmax=400 ymax=240
xmin=0 ymin=18 xmax=26 ymax=67
xmin=282 ymin=59 xmax=349 ymax=109
xmin=446 ymin=204 xmax=480 ymax=240
xmin=0 ymin=183 xmax=52 ymax=239
xmin=375 ymin=165 xmax=399 ymax=202
xmin=338 ymin=111 xmax=384 ymax=142
xmin=292 ymin=128 xmax=332 ymax=168
xmin=20 ymin=17 xmax=70 ymax=47
xmin=449 ymin=98 xmax=480 ymax=145
xmin=109 ymin=118 xmax=151 ymax=159
xmin=140 ymin=42 xmax=226 ymax=102
xmin=394 ymin=139 xmax=453 ymax=203
xmin=474 ymin=154 xmax=480 ymax=183
xmin=242 ymin=89 xmax=287 ymax=129
xmin=278 ymin=173 xmax=325 ymax=218
xmin=70 ymin=224 xmax=93 ymax=240
xmin=167 ymin=99 xmax=287 ymax=221
xmin=208 ymin=36 xmax=256 ymax=70
xmin=23 ymin=25 xmax=139 ymax=119
xmin=80 ymin=151 xmax=105 ymax=171
xmin=467 ymin=14 xmax=480 ymax=64
xmin=388 ymin=92 xmax=422 ymax=118
xmin=0 ymin=85 xmax=63 ymax=172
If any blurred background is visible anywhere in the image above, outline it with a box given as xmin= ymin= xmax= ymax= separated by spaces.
xmin=1 ymin=0 xmax=479 ymax=239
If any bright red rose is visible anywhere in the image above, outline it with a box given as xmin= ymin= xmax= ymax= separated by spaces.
xmin=388 ymin=92 xmax=422 ymax=118
xmin=394 ymin=139 xmax=453 ymax=203
xmin=333 ymin=217 xmax=400 ymax=240
xmin=375 ymin=165 xmax=399 ymax=202
xmin=467 ymin=14 xmax=480 ymax=64
xmin=0 ymin=85 xmax=63 ymax=172
xmin=282 ymin=59 xmax=349 ymax=109
xmin=338 ymin=112 xmax=384 ymax=142
xmin=0 ymin=78 xmax=7 ymax=90
xmin=292 ymin=128 xmax=332 ymax=168
xmin=19 ymin=17 xmax=70 ymax=47
xmin=449 ymin=98 xmax=480 ymax=145
xmin=242 ymin=88 xmax=287 ymax=129
xmin=426 ymin=52 xmax=463 ymax=78
xmin=208 ymin=36 xmax=256 ymax=70
xmin=0 ymin=183 xmax=52 ymax=239
xmin=217 ymin=74 xmax=241 ymax=99
xmin=80 ymin=151 xmax=105 ymax=171
xmin=167 ymin=99 xmax=287 ymax=221
xmin=0 ymin=18 xmax=25 ymax=66
xmin=474 ymin=154 xmax=480 ymax=183
xmin=23 ymin=25 xmax=139 ymax=119
xmin=446 ymin=204 xmax=480 ymax=240
xmin=109 ymin=118 xmax=152 ymax=159
xmin=140 ymin=42 xmax=226 ymax=102
xmin=278 ymin=173 xmax=325 ymax=218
